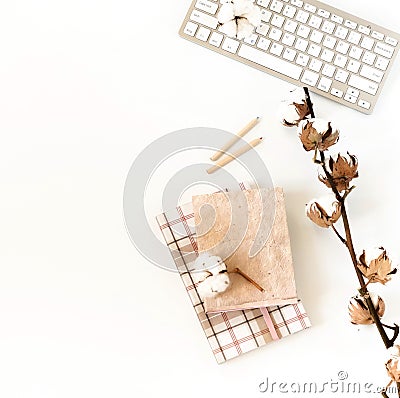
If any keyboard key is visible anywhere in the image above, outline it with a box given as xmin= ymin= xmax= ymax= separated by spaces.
xmin=331 ymin=14 xmax=343 ymax=24
xmin=291 ymin=0 xmax=303 ymax=7
xmin=195 ymin=0 xmax=218 ymax=15
xmin=349 ymin=46 xmax=363 ymax=60
xmin=304 ymin=3 xmax=317 ymax=13
xmin=184 ymin=21 xmax=198 ymax=36
xmin=317 ymin=76 xmax=332 ymax=92
xmin=270 ymin=0 xmax=284 ymax=12
xmin=196 ymin=26 xmax=211 ymax=41
xmin=317 ymin=9 xmax=330 ymax=18
xmin=385 ymin=36 xmax=398 ymax=46
xmin=375 ymin=56 xmax=390 ymax=70
xmin=371 ymin=31 xmax=384 ymax=40
xmin=362 ymin=51 xmax=376 ymax=65
xmin=310 ymin=30 xmax=323 ymax=43
xmin=361 ymin=37 xmax=374 ymax=50
xmin=358 ymin=25 xmax=371 ymax=35
xmin=323 ymin=35 xmax=336 ymax=49
xmin=344 ymin=93 xmax=357 ymax=103
xmin=270 ymin=43 xmax=284 ymax=56
xmin=294 ymin=38 xmax=308 ymax=52
xmin=283 ymin=5 xmax=296 ymax=18
xmin=360 ymin=64 xmax=384 ymax=83
xmin=331 ymin=87 xmax=343 ymax=97
xmin=358 ymin=99 xmax=371 ymax=109
xmin=256 ymin=23 xmax=270 ymax=36
xmin=347 ymin=31 xmax=361 ymax=45
xmin=336 ymin=41 xmax=350 ymax=54
xmin=321 ymin=20 xmax=335 ymax=34
xmin=346 ymin=87 xmax=360 ymax=97
xmin=335 ymin=69 xmax=349 ymax=83
xmin=269 ymin=28 xmax=283 ymax=41
xmin=321 ymin=49 xmax=334 ymax=62
xmin=222 ymin=37 xmax=240 ymax=53
xmin=344 ymin=20 xmax=357 ymax=29
xmin=190 ymin=10 xmax=218 ymax=29
xmin=301 ymin=70 xmax=319 ymax=86
xmin=270 ymin=15 xmax=284 ymax=28
xmin=347 ymin=59 xmax=361 ymax=73
xmin=333 ymin=54 xmax=347 ymax=68
xmin=348 ymin=74 xmax=378 ymax=95
xmin=257 ymin=37 xmax=271 ymax=50
xmin=238 ymin=44 xmax=303 ymax=79
xmin=257 ymin=0 xmax=271 ymax=6
xmin=374 ymin=42 xmax=395 ymax=58
xmin=296 ymin=53 xmax=310 ymax=66
xmin=244 ymin=33 xmax=258 ymax=45
xmin=209 ymin=31 xmax=223 ymax=47
xmin=298 ymin=25 xmax=311 ymax=38
xmin=334 ymin=26 xmax=348 ymax=39
xmin=308 ymin=44 xmax=321 ymax=57
xmin=282 ymin=32 xmax=296 ymax=46
xmin=284 ymin=20 xmax=298 ymax=33
xmin=309 ymin=58 xmax=323 ymax=72
xmin=296 ymin=10 xmax=310 ymax=23
xmin=322 ymin=63 xmax=335 ymax=77
xmin=283 ymin=47 xmax=297 ymax=61
xmin=261 ymin=9 xmax=272 ymax=22
xmin=308 ymin=15 xmax=322 ymax=29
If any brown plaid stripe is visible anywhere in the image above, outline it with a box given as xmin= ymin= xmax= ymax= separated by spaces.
xmin=156 ymin=193 xmax=311 ymax=364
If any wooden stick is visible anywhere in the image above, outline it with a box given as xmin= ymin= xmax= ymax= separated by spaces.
xmin=232 ymin=267 xmax=265 ymax=292
xmin=206 ymin=137 xmax=263 ymax=174
xmin=210 ymin=117 xmax=260 ymax=161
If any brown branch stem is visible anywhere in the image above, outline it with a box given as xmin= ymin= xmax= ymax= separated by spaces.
xmin=319 ymin=150 xmax=391 ymax=348
xmin=305 ymin=92 xmax=400 ymax=396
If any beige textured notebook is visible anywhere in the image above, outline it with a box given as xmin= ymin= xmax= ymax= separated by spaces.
xmin=193 ymin=187 xmax=297 ymax=313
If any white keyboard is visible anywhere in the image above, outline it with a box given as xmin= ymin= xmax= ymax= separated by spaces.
xmin=179 ymin=0 xmax=400 ymax=114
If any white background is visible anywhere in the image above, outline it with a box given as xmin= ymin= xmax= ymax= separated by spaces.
xmin=1 ymin=1 xmax=400 ymax=397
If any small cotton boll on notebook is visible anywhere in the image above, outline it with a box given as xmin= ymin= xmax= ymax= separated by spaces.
xmin=192 ymin=187 xmax=298 ymax=313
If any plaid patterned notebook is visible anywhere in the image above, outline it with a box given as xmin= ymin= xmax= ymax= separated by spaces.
xmin=156 ymin=189 xmax=311 ymax=364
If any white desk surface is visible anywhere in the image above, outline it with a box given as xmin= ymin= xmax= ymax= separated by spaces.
xmin=1 ymin=1 xmax=400 ymax=397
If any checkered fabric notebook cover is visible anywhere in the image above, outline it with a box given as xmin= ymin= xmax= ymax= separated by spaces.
xmin=156 ymin=193 xmax=311 ymax=363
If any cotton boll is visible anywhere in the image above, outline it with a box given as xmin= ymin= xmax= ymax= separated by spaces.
xmin=279 ymin=102 xmax=303 ymax=126
xmin=306 ymin=194 xmax=338 ymax=217
xmin=218 ymin=3 xmax=235 ymax=24
xmin=219 ymin=19 xmax=238 ymax=38
xmin=236 ymin=18 xmax=254 ymax=39
xmin=197 ymin=273 xmax=231 ymax=298
xmin=362 ymin=247 xmax=386 ymax=266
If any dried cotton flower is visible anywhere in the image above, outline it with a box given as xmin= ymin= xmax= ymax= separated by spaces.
xmin=348 ymin=293 xmax=385 ymax=325
xmin=357 ymin=247 xmax=397 ymax=285
xmin=217 ymin=0 xmax=261 ymax=40
xmin=191 ymin=253 xmax=230 ymax=298
xmin=385 ymin=346 xmax=400 ymax=385
xmin=279 ymin=87 xmax=312 ymax=127
xmin=298 ymin=118 xmax=339 ymax=152
xmin=386 ymin=358 xmax=400 ymax=384
xmin=305 ymin=194 xmax=341 ymax=228
xmin=319 ymin=153 xmax=359 ymax=192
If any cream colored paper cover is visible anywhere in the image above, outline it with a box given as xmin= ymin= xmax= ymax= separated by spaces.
xmin=193 ymin=187 xmax=298 ymax=313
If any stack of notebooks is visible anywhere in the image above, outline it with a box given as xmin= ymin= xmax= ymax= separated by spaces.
xmin=156 ymin=184 xmax=311 ymax=363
